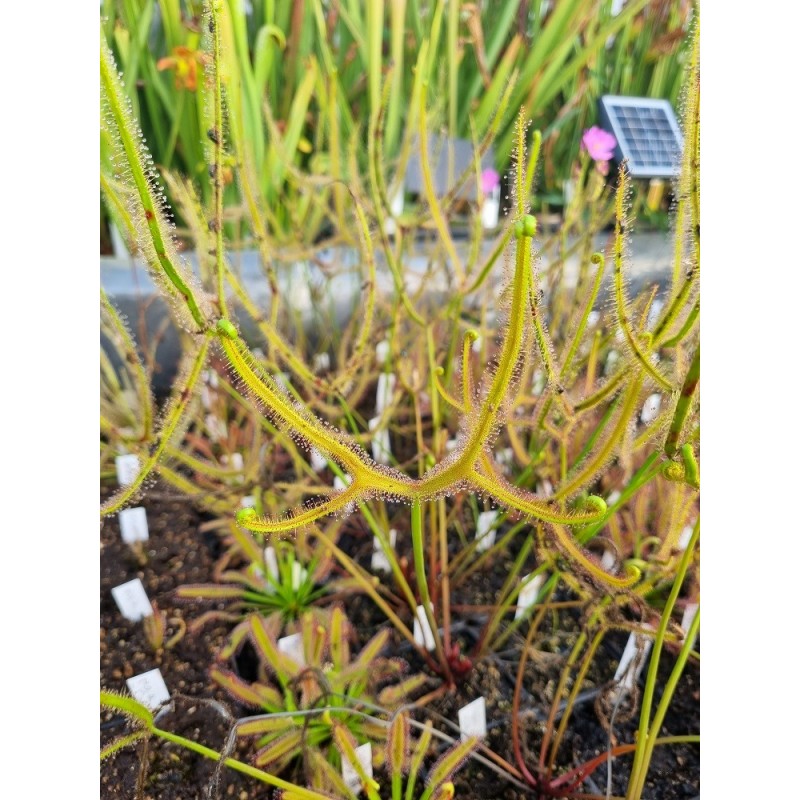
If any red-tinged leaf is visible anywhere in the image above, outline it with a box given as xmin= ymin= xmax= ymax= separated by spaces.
xmin=253 ymin=728 xmax=304 ymax=769
xmin=250 ymin=614 xmax=301 ymax=681
xmin=378 ymin=673 xmax=431 ymax=707
xmin=175 ymin=584 xmax=247 ymax=600
xmin=237 ymin=715 xmax=295 ymax=737
xmin=210 ymin=667 xmax=279 ymax=710
xmin=387 ymin=712 xmax=410 ymax=776
xmin=220 ymin=618 xmax=255 ymax=660
xmin=426 ymin=737 xmax=479 ymax=788
xmin=330 ymin=606 xmax=349 ymax=670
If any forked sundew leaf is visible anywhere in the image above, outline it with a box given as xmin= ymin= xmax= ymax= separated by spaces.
xmin=253 ymin=728 xmax=305 ymax=768
xmin=426 ymin=736 xmax=479 ymax=787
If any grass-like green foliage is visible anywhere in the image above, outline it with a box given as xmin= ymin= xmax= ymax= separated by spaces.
xmin=101 ymin=3 xmax=699 ymax=796
xmin=211 ymin=608 xmax=430 ymax=789
xmin=100 ymin=0 xmax=692 ymax=245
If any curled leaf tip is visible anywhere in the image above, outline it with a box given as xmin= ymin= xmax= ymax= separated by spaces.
xmin=585 ymin=495 xmax=607 ymax=514
xmin=662 ymin=461 xmax=686 ymax=483
xmin=216 ymin=318 xmax=238 ymax=339
xmin=236 ymin=507 xmax=258 ymax=525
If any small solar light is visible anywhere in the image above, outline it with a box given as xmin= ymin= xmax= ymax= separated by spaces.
xmin=598 ymin=96 xmax=683 ymax=179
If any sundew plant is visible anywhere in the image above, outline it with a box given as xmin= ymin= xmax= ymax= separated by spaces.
xmin=101 ymin=2 xmax=699 ymax=797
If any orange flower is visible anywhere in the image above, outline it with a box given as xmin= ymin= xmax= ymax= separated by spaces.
xmin=157 ymin=46 xmax=201 ymax=91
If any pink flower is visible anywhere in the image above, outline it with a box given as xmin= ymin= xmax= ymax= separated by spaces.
xmin=481 ymin=168 xmax=500 ymax=195
xmin=581 ymin=127 xmax=617 ymax=163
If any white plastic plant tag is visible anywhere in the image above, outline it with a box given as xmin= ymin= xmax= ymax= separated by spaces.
xmin=445 ymin=437 xmax=460 ymax=453
xmin=119 ymin=507 xmax=149 ymax=544
xmin=413 ymin=603 xmax=436 ymax=651
xmin=496 ymin=448 xmax=514 ymax=474
xmin=264 ymin=546 xmax=279 ymax=583
xmin=531 ymin=369 xmax=545 ymax=395
xmin=376 ymin=373 xmax=396 ymax=415
xmin=291 ymin=561 xmax=308 ymax=590
xmin=313 ymin=352 xmax=330 ymax=372
xmin=600 ymin=549 xmax=616 ymax=571
xmin=640 ymin=393 xmax=661 ymax=424
xmin=515 ymin=573 xmax=546 ymax=620
xmin=678 ymin=524 xmax=694 ymax=551
xmin=368 ymin=418 xmax=392 ymax=465
xmin=587 ymin=310 xmax=601 ymax=327
xmin=334 ymin=474 xmax=355 ymax=514
xmin=230 ymin=452 xmax=244 ymax=471
xmin=681 ymin=602 xmax=699 ymax=638
xmin=371 ymin=529 xmax=397 ymax=573
xmin=115 ymin=454 xmax=140 ymax=487
xmin=458 ymin=696 xmax=487 ymax=742
xmin=605 ymin=349 xmax=620 ymax=375
xmin=475 ymin=511 xmax=499 ymax=552
xmin=240 ymin=495 xmax=256 ymax=508
xmin=614 ymin=629 xmax=654 ymax=694
xmin=342 ymin=742 xmax=373 ymax=795
xmin=278 ymin=632 xmax=306 ymax=666
xmin=111 ymin=578 xmax=153 ymax=622
xmin=481 ymin=185 xmax=500 ymax=230
xmin=375 ymin=340 xmax=390 ymax=365
xmin=310 ymin=448 xmax=328 ymax=472
xmin=606 ymin=490 xmax=622 ymax=507
xmin=126 ymin=668 xmax=170 ymax=710
xmin=206 ymin=414 xmax=226 ymax=442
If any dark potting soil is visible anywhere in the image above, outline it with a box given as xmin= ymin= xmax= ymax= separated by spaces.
xmin=100 ymin=485 xmax=698 ymax=800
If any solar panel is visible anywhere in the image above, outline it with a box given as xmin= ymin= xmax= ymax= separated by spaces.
xmin=598 ymin=96 xmax=683 ymax=178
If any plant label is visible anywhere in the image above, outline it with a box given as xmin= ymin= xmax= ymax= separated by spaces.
xmin=313 ymin=352 xmax=330 ymax=373
xmin=458 ymin=696 xmax=487 ymax=741
xmin=230 ymin=452 xmax=244 ymax=471
xmin=681 ymin=602 xmax=699 ymax=639
xmin=115 ymin=454 xmax=140 ymax=487
xmin=587 ymin=310 xmax=601 ymax=327
xmin=600 ymin=549 xmax=617 ymax=571
xmin=277 ymin=632 xmax=306 ymax=666
xmin=342 ymin=742 xmax=373 ymax=795
xmin=240 ymin=495 xmax=256 ymax=509
xmin=368 ymin=417 xmax=392 ymax=465
xmin=614 ymin=629 xmax=654 ymax=694
xmin=445 ymin=437 xmax=460 ymax=453
xmin=606 ymin=490 xmax=622 ymax=507
xmin=481 ymin=186 xmax=500 ymax=230
xmin=678 ymin=524 xmax=694 ymax=551
xmin=371 ymin=529 xmax=397 ymax=573
xmin=334 ymin=474 xmax=355 ymax=513
xmin=475 ymin=511 xmax=498 ymax=552
xmin=310 ymin=448 xmax=328 ymax=472
xmin=205 ymin=414 xmax=226 ymax=442
xmin=531 ymin=369 xmax=545 ymax=395
xmin=119 ymin=507 xmax=149 ymax=544
xmin=111 ymin=578 xmax=153 ymax=622
xmin=496 ymin=447 xmax=514 ymax=474
xmin=605 ymin=349 xmax=620 ymax=375
xmin=640 ymin=393 xmax=661 ymax=424
xmin=375 ymin=340 xmax=390 ymax=365
xmin=126 ymin=668 xmax=170 ymax=710
xmin=291 ymin=561 xmax=308 ymax=590
xmin=515 ymin=573 xmax=546 ymax=620
xmin=376 ymin=373 xmax=396 ymax=415
xmin=413 ymin=603 xmax=436 ymax=651
xmin=264 ymin=546 xmax=280 ymax=583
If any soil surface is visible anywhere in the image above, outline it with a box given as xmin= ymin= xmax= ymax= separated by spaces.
xmin=100 ymin=486 xmax=699 ymax=800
